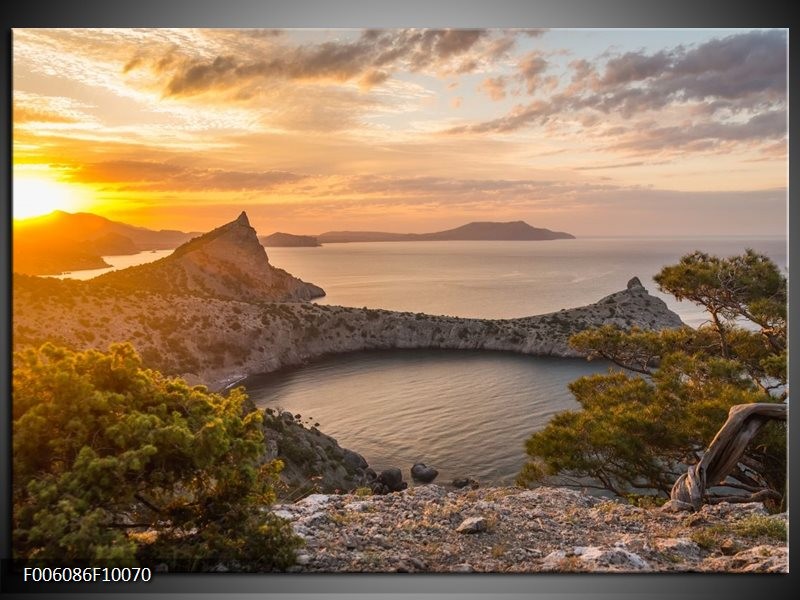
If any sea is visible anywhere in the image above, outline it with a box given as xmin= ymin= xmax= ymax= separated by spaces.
xmin=56 ymin=236 xmax=788 ymax=486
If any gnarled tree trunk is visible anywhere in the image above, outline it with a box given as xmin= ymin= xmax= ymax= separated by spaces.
xmin=667 ymin=402 xmax=786 ymax=511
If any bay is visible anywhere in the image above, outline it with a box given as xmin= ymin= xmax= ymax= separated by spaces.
xmin=51 ymin=249 xmax=174 ymax=280
xmin=245 ymin=350 xmax=606 ymax=486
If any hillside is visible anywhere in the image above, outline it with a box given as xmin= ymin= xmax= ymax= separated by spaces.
xmin=13 ymin=210 xmax=198 ymax=275
xmin=261 ymin=232 xmax=321 ymax=247
xmin=317 ymin=221 xmax=574 ymax=243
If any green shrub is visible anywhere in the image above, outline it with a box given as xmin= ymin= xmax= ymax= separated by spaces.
xmin=12 ymin=343 xmax=301 ymax=571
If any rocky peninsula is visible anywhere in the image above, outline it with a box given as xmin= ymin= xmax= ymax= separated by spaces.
xmin=13 ymin=212 xmax=682 ymax=388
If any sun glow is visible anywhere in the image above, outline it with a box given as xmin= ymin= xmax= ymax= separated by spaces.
xmin=13 ymin=176 xmax=88 ymax=220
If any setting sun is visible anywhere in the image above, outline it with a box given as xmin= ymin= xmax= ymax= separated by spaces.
xmin=13 ymin=176 xmax=86 ymax=220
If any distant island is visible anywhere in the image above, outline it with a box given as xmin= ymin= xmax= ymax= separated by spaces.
xmin=261 ymin=232 xmax=321 ymax=247
xmin=316 ymin=221 xmax=575 ymax=243
xmin=13 ymin=210 xmax=199 ymax=276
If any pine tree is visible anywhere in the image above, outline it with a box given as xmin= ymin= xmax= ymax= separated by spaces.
xmin=519 ymin=250 xmax=786 ymax=510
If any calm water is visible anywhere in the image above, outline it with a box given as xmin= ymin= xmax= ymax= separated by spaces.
xmin=267 ymin=237 xmax=787 ymax=328
xmin=246 ymin=350 xmax=607 ymax=485
xmin=51 ymin=249 xmax=174 ymax=280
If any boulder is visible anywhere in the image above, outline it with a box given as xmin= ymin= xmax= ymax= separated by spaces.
xmin=627 ymin=276 xmax=644 ymax=290
xmin=410 ymin=463 xmax=439 ymax=483
xmin=372 ymin=467 xmax=407 ymax=493
xmin=456 ymin=516 xmax=488 ymax=534
xmin=452 ymin=477 xmax=479 ymax=489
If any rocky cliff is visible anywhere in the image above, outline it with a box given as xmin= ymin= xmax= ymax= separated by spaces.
xmin=13 ymin=271 xmax=682 ymax=388
xmin=259 ymin=408 xmax=374 ymax=499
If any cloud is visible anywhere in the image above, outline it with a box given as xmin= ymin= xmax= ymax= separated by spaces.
xmin=13 ymin=91 xmax=97 ymax=125
xmin=444 ymin=29 xmax=786 ymax=155
xmin=123 ymin=29 xmax=497 ymax=99
xmin=612 ymin=109 xmax=786 ymax=153
xmin=67 ymin=159 xmax=305 ymax=191
xmin=479 ymin=76 xmax=508 ymax=101
xmin=598 ymin=50 xmax=672 ymax=87
xmin=517 ymin=51 xmax=549 ymax=93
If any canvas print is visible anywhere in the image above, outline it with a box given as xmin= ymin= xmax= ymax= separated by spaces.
xmin=12 ymin=28 xmax=787 ymax=573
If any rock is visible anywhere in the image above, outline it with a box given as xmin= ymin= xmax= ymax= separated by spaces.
xmin=655 ymin=538 xmax=702 ymax=561
xmin=408 ymin=557 xmax=427 ymax=570
xmin=342 ymin=449 xmax=368 ymax=471
xmin=451 ymin=563 xmax=474 ymax=572
xmin=410 ymin=463 xmax=439 ymax=483
xmin=660 ymin=499 xmax=692 ymax=513
xmin=573 ymin=546 xmax=650 ymax=571
xmin=701 ymin=502 xmax=768 ymax=517
xmin=456 ymin=516 xmax=488 ymax=534
xmin=295 ymin=554 xmax=311 ymax=566
xmin=395 ymin=561 xmax=411 ymax=573
xmin=541 ymin=550 xmax=568 ymax=570
xmin=342 ymin=534 xmax=359 ymax=550
xmin=374 ymin=468 xmax=406 ymax=493
xmin=627 ymin=276 xmax=644 ymax=290
xmin=682 ymin=514 xmax=708 ymax=527
xmin=452 ymin=477 xmax=480 ymax=489
xmin=720 ymin=539 xmax=741 ymax=556
xmin=703 ymin=546 xmax=787 ymax=573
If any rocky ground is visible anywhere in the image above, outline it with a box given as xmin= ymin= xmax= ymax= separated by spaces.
xmin=272 ymin=485 xmax=787 ymax=573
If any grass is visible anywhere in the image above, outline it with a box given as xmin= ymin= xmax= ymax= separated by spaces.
xmin=690 ymin=514 xmax=787 ymax=551
xmin=732 ymin=515 xmax=787 ymax=542
xmin=689 ymin=529 xmax=722 ymax=551
xmin=625 ymin=494 xmax=668 ymax=509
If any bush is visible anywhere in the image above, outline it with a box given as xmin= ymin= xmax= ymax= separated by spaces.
xmin=12 ymin=343 xmax=302 ymax=570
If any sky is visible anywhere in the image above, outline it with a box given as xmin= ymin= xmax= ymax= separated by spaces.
xmin=12 ymin=28 xmax=787 ymax=236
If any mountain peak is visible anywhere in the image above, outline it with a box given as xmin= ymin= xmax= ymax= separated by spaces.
xmin=97 ymin=212 xmax=324 ymax=302
xmin=627 ymin=276 xmax=645 ymax=291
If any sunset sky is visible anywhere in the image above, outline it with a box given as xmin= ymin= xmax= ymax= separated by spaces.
xmin=13 ymin=28 xmax=787 ymax=236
